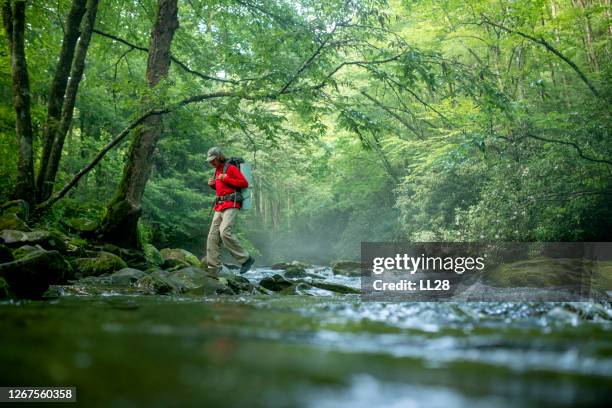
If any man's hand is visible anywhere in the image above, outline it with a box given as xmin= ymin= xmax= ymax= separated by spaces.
xmin=217 ymin=174 xmax=226 ymax=181
xmin=208 ymin=177 xmax=215 ymax=187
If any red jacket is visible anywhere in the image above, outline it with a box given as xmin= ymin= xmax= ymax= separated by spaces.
xmin=212 ymin=163 xmax=249 ymax=211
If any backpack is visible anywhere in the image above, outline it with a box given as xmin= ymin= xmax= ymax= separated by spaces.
xmin=223 ymin=157 xmax=253 ymax=210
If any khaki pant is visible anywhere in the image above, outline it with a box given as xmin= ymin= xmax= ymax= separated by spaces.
xmin=206 ymin=208 xmax=249 ymax=270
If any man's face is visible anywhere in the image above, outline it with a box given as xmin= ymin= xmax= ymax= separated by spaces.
xmin=209 ymin=158 xmax=220 ymax=168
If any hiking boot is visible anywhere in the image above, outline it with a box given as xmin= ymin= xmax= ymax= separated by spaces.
xmin=240 ymin=256 xmax=255 ymax=274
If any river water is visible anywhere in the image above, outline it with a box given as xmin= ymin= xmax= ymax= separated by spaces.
xmin=1 ymin=266 xmax=610 ymax=407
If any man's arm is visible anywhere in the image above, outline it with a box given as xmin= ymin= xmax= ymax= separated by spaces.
xmin=221 ymin=164 xmax=249 ymax=188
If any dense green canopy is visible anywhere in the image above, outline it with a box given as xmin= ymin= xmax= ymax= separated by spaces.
xmin=1 ymin=0 xmax=610 ymax=262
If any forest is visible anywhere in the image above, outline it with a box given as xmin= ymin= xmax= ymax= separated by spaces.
xmin=1 ymin=0 xmax=610 ymax=264
xmin=0 ymin=1 xmax=611 ymax=406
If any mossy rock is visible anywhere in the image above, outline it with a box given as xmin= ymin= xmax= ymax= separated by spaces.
xmin=331 ymin=260 xmax=361 ymax=277
xmin=74 ymin=251 xmax=128 ymax=277
xmin=135 ymin=270 xmax=176 ymax=295
xmin=62 ymin=217 xmax=98 ymax=233
xmin=307 ymin=280 xmax=361 ymax=294
xmin=97 ymin=244 xmax=149 ymax=270
xmin=0 ymin=249 xmax=70 ymax=298
xmin=0 ymin=200 xmax=29 ymax=220
xmin=485 ymin=257 xmax=612 ymax=291
xmin=166 ymin=267 xmax=237 ymax=295
xmin=160 ymin=248 xmax=200 ymax=268
xmin=143 ymin=244 xmax=164 ymax=267
xmin=220 ymin=272 xmax=256 ymax=294
xmin=284 ymin=267 xmax=309 ymax=278
xmin=109 ymin=268 xmax=147 ymax=286
xmin=1 ymin=230 xmax=67 ymax=253
xmin=11 ymin=245 xmax=45 ymax=260
xmin=260 ymin=274 xmax=293 ymax=292
xmin=279 ymin=282 xmax=316 ymax=295
xmin=0 ymin=213 xmax=30 ymax=232
xmin=271 ymin=261 xmax=309 ymax=270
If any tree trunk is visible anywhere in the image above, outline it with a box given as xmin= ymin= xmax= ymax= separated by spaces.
xmin=36 ymin=0 xmax=87 ymax=202
xmin=572 ymin=0 xmax=600 ymax=72
xmin=41 ymin=0 xmax=100 ymax=200
xmin=2 ymin=1 xmax=35 ymax=205
xmin=98 ymin=0 xmax=179 ymax=248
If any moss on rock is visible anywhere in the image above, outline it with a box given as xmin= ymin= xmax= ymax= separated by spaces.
xmin=75 ymin=251 xmax=128 ymax=277
xmin=160 ymin=248 xmax=200 ymax=268
xmin=331 ymin=260 xmax=361 ymax=277
xmin=143 ymin=244 xmax=164 ymax=267
xmin=0 ymin=213 xmax=30 ymax=231
xmin=485 ymin=257 xmax=612 ymax=292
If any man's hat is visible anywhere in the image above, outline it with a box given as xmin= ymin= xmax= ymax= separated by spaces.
xmin=206 ymin=146 xmax=223 ymax=162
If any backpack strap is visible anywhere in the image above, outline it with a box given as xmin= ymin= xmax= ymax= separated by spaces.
xmin=223 ymin=162 xmax=230 ymax=175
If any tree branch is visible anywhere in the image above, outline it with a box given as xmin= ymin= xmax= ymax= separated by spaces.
xmin=93 ymin=29 xmax=239 ymax=84
xmin=525 ymin=132 xmax=612 ymax=166
xmin=480 ymin=15 xmax=602 ymax=99
xmin=37 ymin=91 xmax=236 ymax=210
xmin=360 ymin=90 xmax=424 ymax=139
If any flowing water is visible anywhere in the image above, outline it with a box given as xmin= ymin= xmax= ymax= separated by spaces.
xmin=1 ymin=266 xmax=611 ymax=407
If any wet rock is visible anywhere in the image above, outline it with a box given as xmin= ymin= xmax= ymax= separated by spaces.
xmin=101 ymin=243 xmax=121 ymax=254
xmin=285 ymin=266 xmax=309 ymax=278
xmin=0 ymin=213 xmax=30 ymax=231
xmin=331 ymin=260 xmax=361 ymax=277
xmin=307 ymin=280 xmax=361 ymax=294
xmin=0 ymin=230 xmax=68 ymax=253
xmin=98 ymin=244 xmax=149 ymax=270
xmin=271 ymin=261 xmax=309 ymax=270
xmin=0 ymin=243 xmax=13 ymax=263
xmin=118 ymin=248 xmax=149 ymax=270
xmin=11 ymin=244 xmax=45 ymax=260
xmin=221 ymin=273 xmax=256 ymax=294
xmin=135 ymin=270 xmax=175 ymax=295
xmin=74 ymin=251 xmax=128 ymax=277
xmin=160 ymin=248 xmax=200 ymax=268
xmin=109 ymin=268 xmax=147 ymax=286
xmin=270 ymin=261 xmax=311 ymax=278
xmin=223 ymin=263 xmax=240 ymax=271
xmin=143 ymin=244 xmax=163 ymax=267
xmin=260 ymin=274 xmax=293 ymax=291
xmin=167 ymin=266 xmax=236 ymax=295
xmin=0 ymin=200 xmax=29 ymax=220
xmin=0 ymin=249 xmax=70 ymax=298
xmin=279 ymin=282 xmax=315 ymax=295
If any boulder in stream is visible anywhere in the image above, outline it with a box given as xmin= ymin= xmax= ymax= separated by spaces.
xmin=307 ymin=280 xmax=361 ymax=294
xmin=135 ymin=270 xmax=176 ymax=295
xmin=74 ymin=251 xmax=128 ymax=277
xmin=143 ymin=244 xmax=164 ymax=267
xmin=260 ymin=274 xmax=293 ymax=291
xmin=160 ymin=248 xmax=201 ymax=269
xmin=330 ymin=260 xmax=361 ymax=277
xmin=109 ymin=268 xmax=147 ymax=286
xmin=0 ymin=249 xmax=70 ymax=298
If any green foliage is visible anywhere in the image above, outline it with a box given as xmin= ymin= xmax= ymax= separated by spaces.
xmin=1 ymin=0 xmax=610 ymax=263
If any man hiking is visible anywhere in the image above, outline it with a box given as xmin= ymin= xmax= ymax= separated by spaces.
xmin=205 ymin=146 xmax=255 ymax=274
